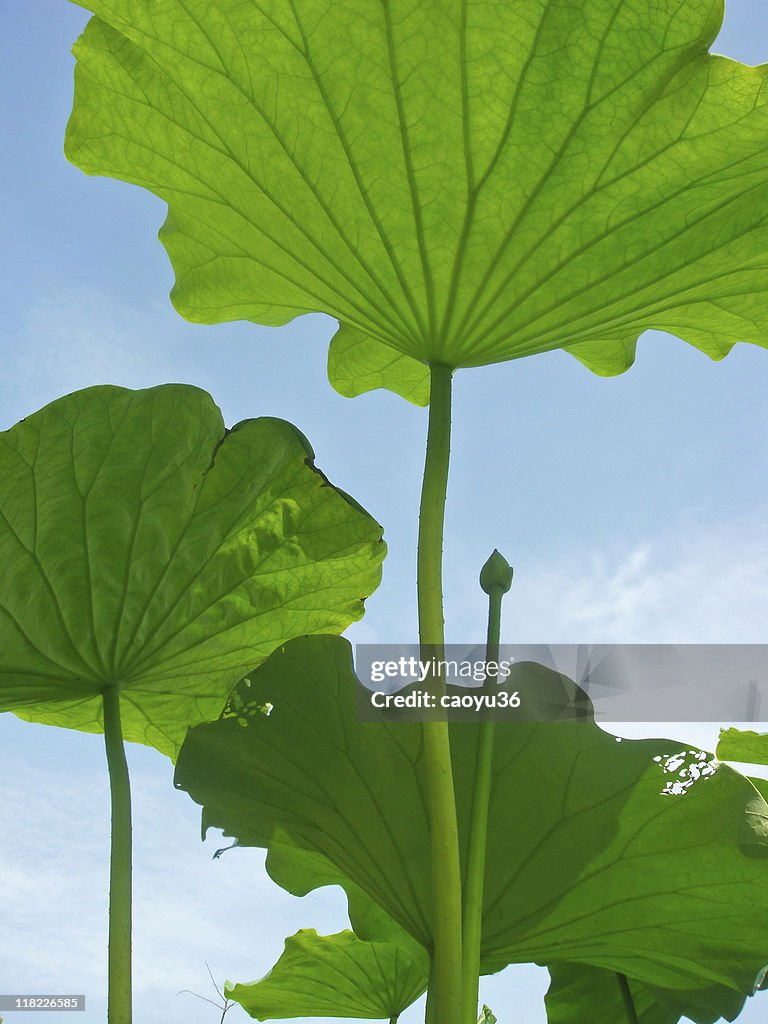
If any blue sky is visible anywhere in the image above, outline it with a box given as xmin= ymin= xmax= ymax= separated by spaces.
xmin=1 ymin=1 xmax=768 ymax=1022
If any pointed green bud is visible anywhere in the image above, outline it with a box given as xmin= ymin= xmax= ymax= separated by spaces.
xmin=479 ymin=549 xmax=513 ymax=595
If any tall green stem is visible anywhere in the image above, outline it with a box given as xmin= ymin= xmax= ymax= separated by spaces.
xmin=103 ymin=685 xmax=132 ymax=1024
xmin=418 ymin=362 xmax=463 ymax=1024
xmin=617 ymin=973 xmax=639 ymax=1024
xmin=461 ymin=552 xmax=512 ymax=1024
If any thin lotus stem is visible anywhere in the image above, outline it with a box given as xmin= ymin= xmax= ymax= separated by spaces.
xmin=461 ymin=551 xmax=513 ymax=1024
xmin=103 ymin=684 xmax=133 ymax=1024
xmin=418 ymin=362 xmax=463 ymax=1024
xmin=617 ymin=973 xmax=639 ymax=1024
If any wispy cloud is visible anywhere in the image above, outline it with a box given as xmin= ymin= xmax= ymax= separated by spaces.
xmin=0 ymin=732 xmax=356 ymax=1023
xmin=464 ymin=517 xmax=768 ymax=644
xmin=2 ymin=513 xmax=767 ymax=1023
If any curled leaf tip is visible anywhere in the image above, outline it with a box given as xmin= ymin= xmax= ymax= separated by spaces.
xmin=479 ymin=549 xmax=513 ymax=595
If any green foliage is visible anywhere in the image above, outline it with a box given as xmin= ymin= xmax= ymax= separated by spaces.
xmin=718 ymin=728 xmax=768 ymax=766
xmin=227 ymin=928 xmax=425 ymax=1020
xmin=54 ymin=1 xmax=768 ymax=1019
xmin=66 ymin=0 xmax=768 ymax=404
xmin=0 ymin=385 xmax=384 ymax=756
xmin=264 ymin=828 xmax=429 ymax=965
xmin=545 ymin=962 xmax=749 ymax=1024
xmin=227 ymin=828 xmax=429 ymax=1019
xmin=328 ymin=324 xmax=431 ymax=407
xmin=175 ymin=635 xmax=768 ymax=1018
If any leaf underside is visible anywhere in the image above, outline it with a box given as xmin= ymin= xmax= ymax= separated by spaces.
xmin=175 ymin=636 xmax=768 ymax=1017
xmin=545 ymin=962 xmax=750 ymax=1024
xmin=224 ymin=828 xmax=429 ymax=1020
xmin=66 ymin=0 xmax=768 ymax=402
xmin=0 ymin=386 xmax=384 ymax=757
xmin=717 ymin=728 xmax=768 ymax=766
xmin=226 ymin=927 xmax=426 ymax=1021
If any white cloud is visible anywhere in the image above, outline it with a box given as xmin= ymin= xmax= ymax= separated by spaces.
xmin=0 ymin=731 xmax=355 ymax=1023
xmin=496 ymin=517 xmax=768 ymax=643
xmin=2 ymin=516 xmax=767 ymax=1023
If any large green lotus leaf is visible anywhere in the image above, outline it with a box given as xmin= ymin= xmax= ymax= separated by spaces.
xmin=175 ymin=636 xmax=768 ymax=1001
xmin=0 ymin=386 xmax=384 ymax=757
xmin=718 ymin=728 xmax=768 ymax=765
xmin=264 ymin=827 xmax=427 ymax=955
xmin=65 ymin=0 xmax=768 ymax=402
xmin=226 ymin=826 xmax=429 ymax=1018
xmin=544 ymin=962 xmax=749 ymax=1024
xmin=227 ymin=927 xmax=427 ymax=1021
xmin=241 ymin=828 xmax=429 ymax=1018
xmin=328 ymin=325 xmax=430 ymax=407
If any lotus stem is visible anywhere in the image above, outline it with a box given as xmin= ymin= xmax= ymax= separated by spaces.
xmin=103 ymin=684 xmax=133 ymax=1024
xmin=418 ymin=362 xmax=463 ymax=1024
xmin=461 ymin=551 xmax=513 ymax=1024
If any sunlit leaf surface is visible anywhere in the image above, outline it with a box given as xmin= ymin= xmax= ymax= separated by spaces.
xmin=0 ymin=386 xmax=384 ymax=756
xmin=66 ymin=0 xmax=768 ymax=402
xmin=718 ymin=728 xmax=768 ymax=766
xmin=175 ymin=636 xmax=768 ymax=1008
xmin=227 ymin=927 xmax=427 ymax=1021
